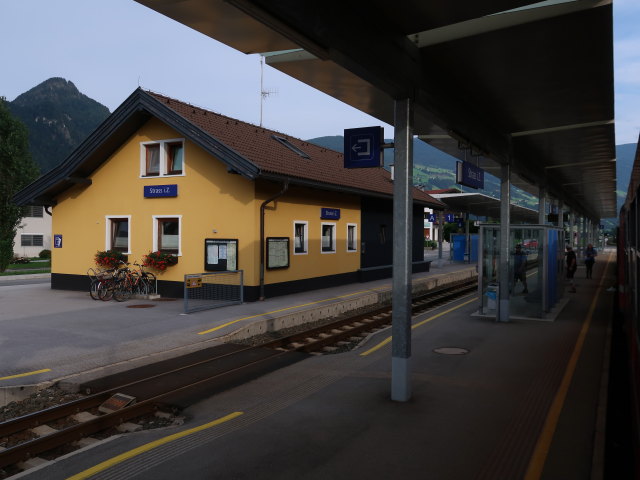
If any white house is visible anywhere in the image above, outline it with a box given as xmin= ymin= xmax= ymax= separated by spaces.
xmin=13 ymin=206 xmax=51 ymax=258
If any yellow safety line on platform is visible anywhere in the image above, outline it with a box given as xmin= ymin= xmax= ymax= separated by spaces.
xmin=0 ymin=368 xmax=51 ymax=381
xmin=197 ymin=268 xmax=474 ymax=336
xmin=66 ymin=411 xmax=244 ymax=480
xmin=524 ymin=252 xmax=613 ymax=480
xmin=359 ymin=295 xmax=477 ymax=357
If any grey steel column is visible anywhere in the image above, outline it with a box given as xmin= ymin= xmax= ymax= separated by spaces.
xmin=538 ymin=186 xmax=546 ymax=225
xmin=437 ymin=210 xmax=443 ymax=267
xmin=498 ymin=161 xmax=511 ymax=323
xmin=557 ymin=201 xmax=564 ymax=230
xmin=569 ymin=211 xmax=575 ymax=248
xmin=580 ymin=216 xmax=586 ymax=259
xmin=391 ymin=98 xmax=413 ymax=402
xmin=465 ymin=212 xmax=470 ymax=262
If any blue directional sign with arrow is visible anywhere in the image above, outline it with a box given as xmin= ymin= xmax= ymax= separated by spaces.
xmin=344 ymin=126 xmax=383 ymax=168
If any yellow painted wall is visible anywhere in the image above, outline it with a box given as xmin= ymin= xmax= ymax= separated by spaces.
xmin=51 ymin=118 xmax=362 ymax=289
xmin=257 ymin=183 xmax=361 ymax=285
xmin=52 ymin=118 xmax=258 ymax=283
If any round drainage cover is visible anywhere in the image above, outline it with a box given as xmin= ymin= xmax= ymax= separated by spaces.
xmin=433 ymin=347 xmax=469 ymax=355
xmin=126 ymin=304 xmax=156 ymax=309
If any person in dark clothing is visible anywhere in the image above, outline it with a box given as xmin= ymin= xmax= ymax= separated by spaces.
xmin=566 ymin=245 xmax=577 ymax=292
xmin=584 ymin=243 xmax=597 ymax=279
xmin=513 ymin=244 xmax=528 ymax=294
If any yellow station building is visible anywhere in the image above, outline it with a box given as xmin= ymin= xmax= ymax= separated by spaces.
xmin=14 ymin=89 xmax=442 ymax=300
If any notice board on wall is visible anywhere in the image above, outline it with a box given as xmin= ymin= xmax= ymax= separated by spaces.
xmin=266 ymin=237 xmax=290 ymax=269
xmin=205 ymin=238 xmax=238 ymax=271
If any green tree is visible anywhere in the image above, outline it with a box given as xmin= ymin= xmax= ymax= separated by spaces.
xmin=0 ymin=98 xmax=39 ymax=272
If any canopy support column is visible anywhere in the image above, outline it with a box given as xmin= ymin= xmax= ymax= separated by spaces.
xmin=569 ymin=211 xmax=575 ymax=248
xmin=498 ymin=161 xmax=511 ymax=323
xmin=538 ymin=186 xmax=546 ymax=225
xmin=391 ymin=97 xmax=413 ymax=402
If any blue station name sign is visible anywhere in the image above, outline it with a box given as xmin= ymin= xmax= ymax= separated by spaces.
xmin=456 ymin=161 xmax=484 ymax=189
xmin=321 ymin=208 xmax=341 ymax=220
xmin=344 ymin=126 xmax=384 ymax=168
xmin=144 ymin=184 xmax=178 ymax=198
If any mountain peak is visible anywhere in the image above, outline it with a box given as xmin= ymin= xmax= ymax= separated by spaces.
xmin=8 ymin=78 xmax=110 ymax=173
xmin=12 ymin=77 xmax=83 ymax=106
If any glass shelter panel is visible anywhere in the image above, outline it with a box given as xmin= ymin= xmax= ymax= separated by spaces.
xmin=479 ymin=225 xmax=563 ymax=319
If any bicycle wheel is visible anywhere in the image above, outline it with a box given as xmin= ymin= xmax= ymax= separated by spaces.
xmin=98 ymin=280 xmax=114 ymax=301
xmin=114 ymin=277 xmax=133 ymax=302
xmin=89 ymin=279 xmax=100 ymax=300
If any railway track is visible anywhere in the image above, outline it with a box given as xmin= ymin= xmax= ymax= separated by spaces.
xmin=0 ymin=279 xmax=476 ymax=476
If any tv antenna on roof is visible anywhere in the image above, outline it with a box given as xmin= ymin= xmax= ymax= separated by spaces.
xmin=259 ymin=55 xmax=277 ymax=127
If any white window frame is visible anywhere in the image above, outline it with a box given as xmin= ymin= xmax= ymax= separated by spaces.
xmin=321 ymin=222 xmax=336 ymax=254
xmin=293 ymin=221 xmax=308 ymax=255
xmin=152 ymin=215 xmax=182 ymax=256
xmin=20 ymin=234 xmax=44 ymax=247
xmin=105 ymin=215 xmax=131 ymax=254
xmin=346 ymin=223 xmax=358 ymax=252
xmin=140 ymin=138 xmax=185 ymax=178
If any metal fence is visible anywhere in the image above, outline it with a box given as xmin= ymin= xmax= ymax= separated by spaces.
xmin=183 ymin=270 xmax=244 ymax=314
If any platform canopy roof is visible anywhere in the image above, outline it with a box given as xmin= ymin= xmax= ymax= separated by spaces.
xmin=136 ymin=0 xmax=616 ymax=221
xmin=430 ymin=192 xmax=539 ymax=224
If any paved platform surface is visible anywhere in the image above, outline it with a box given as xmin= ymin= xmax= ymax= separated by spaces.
xmin=0 ymin=249 xmax=463 ymax=393
xmin=2 ymin=249 xmax=617 ymax=479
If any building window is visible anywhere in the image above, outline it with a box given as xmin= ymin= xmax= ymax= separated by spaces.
xmin=321 ymin=223 xmax=336 ymax=253
xmin=379 ymin=224 xmax=387 ymax=244
xmin=293 ymin=221 xmax=308 ymax=254
xmin=347 ymin=224 xmax=358 ymax=252
xmin=106 ymin=216 xmax=130 ymax=253
xmin=145 ymin=144 xmax=160 ymax=176
xmin=167 ymin=142 xmax=184 ymax=175
xmin=22 ymin=206 xmax=44 ymax=218
xmin=21 ymin=234 xmax=43 ymax=247
xmin=154 ymin=216 xmax=181 ymax=255
xmin=141 ymin=139 xmax=185 ymax=177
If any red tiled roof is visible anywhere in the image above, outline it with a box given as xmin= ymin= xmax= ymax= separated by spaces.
xmin=424 ymin=188 xmax=462 ymax=194
xmin=148 ymin=91 xmax=443 ymax=208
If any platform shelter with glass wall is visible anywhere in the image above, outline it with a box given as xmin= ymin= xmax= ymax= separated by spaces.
xmin=478 ymin=225 xmax=565 ymax=319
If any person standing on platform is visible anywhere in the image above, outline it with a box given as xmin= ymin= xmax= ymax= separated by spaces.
xmin=584 ymin=243 xmax=597 ymax=279
xmin=513 ymin=244 xmax=528 ymax=294
xmin=566 ymin=245 xmax=577 ymax=292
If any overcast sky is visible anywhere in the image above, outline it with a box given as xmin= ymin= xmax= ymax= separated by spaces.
xmin=1 ymin=0 xmax=639 ymax=145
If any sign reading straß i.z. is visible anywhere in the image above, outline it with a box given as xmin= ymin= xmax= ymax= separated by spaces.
xmin=144 ymin=184 xmax=178 ymax=198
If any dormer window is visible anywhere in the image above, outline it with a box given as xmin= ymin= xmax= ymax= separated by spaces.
xmin=141 ymin=139 xmax=185 ymax=177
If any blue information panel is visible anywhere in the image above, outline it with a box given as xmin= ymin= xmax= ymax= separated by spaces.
xmin=54 ymin=234 xmax=63 ymax=248
xmin=445 ymin=213 xmax=455 ymax=223
xmin=144 ymin=184 xmax=178 ymax=198
xmin=321 ymin=208 xmax=341 ymax=220
xmin=456 ymin=161 xmax=484 ymax=189
xmin=344 ymin=126 xmax=383 ymax=168
xmin=428 ymin=213 xmax=437 ymax=223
